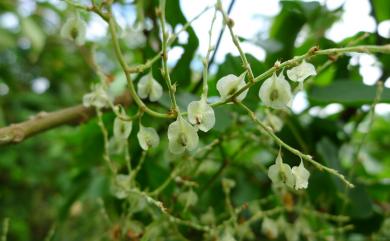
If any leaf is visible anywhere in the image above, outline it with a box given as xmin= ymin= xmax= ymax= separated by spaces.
xmin=20 ymin=16 xmax=45 ymax=59
xmin=371 ymin=0 xmax=390 ymax=21
xmin=165 ymin=0 xmax=199 ymax=87
xmin=309 ymin=80 xmax=390 ymax=106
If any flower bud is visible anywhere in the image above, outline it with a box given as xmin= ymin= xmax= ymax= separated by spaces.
xmin=137 ymin=124 xmax=160 ymax=150
xmin=60 ymin=15 xmax=87 ymax=46
xmin=114 ymin=116 xmax=132 ymax=140
xmin=216 ymin=72 xmax=248 ymax=102
xmin=259 ymin=73 xmax=292 ymax=109
xmin=167 ymin=116 xmax=199 ymax=154
xmin=82 ymin=84 xmax=111 ymax=109
xmin=187 ymin=98 xmax=215 ymax=132
xmin=137 ymin=72 xmax=163 ymax=102
xmin=287 ymin=60 xmax=316 ymax=82
xmin=291 ymin=160 xmax=310 ymax=189
xmin=267 ymin=152 xmax=295 ymax=188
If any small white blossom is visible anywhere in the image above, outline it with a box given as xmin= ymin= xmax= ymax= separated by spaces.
xmin=177 ymin=189 xmax=198 ymax=207
xmin=111 ymin=174 xmax=130 ymax=199
xmin=287 ymin=60 xmax=316 ymax=82
xmin=187 ymin=98 xmax=215 ymax=132
xmin=167 ymin=116 xmax=199 ymax=154
xmin=113 ymin=116 xmax=132 ymax=140
xmin=137 ymin=124 xmax=160 ymax=150
xmin=60 ymin=15 xmax=87 ymax=46
xmin=123 ymin=23 xmax=146 ymax=49
xmin=82 ymin=84 xmax=111 ymax=109
xmin=216 ymin=72 xmax=248 ymax=102
xmin=259 ymin=73 xmax=292 ymax=109
xmin=137 ymin=72 xmax=163 ymax=102
xmin=291 ymin=160 xmax=310 ymax=189
xmin=267 ymin=152 xmax=295 ymax=188
xmin=265 ymin=113 xmax=284 ymax=132
xmin=261 ymin=217 xmax=279 ymax=240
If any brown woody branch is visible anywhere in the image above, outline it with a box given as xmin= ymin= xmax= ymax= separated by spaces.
xmin=0 ymin=94 xmax=131 ymax=146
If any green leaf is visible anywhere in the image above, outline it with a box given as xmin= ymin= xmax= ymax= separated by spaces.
xmin=20 ymin=16 xmax=45 ymax=58
xmin=372 ymin=0 xmax=390 ymax=21
xmin=309 ymin=80 xmax=390 ymax=106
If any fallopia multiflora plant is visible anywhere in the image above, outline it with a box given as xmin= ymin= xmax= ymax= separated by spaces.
xmin=62 ymin=0 xmax=390 ymax=240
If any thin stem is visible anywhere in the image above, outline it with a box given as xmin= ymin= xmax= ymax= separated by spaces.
xmin=201 ymin=7 xmax=218 ymax=99
xmin=217 ymin=0 xmax=255 ymax=83
xmin=1 ymin=218 xmax=9 ymax=241
xmin=237 ymin=101 xmax=354 ymax=188
xmin=96 ymin=108 xmax=116 ymax=174
xmin=158 ymin=0 xmax=179 ymax=113
xmin=210 ymin=44 xmax=390 ymax=108
xmin=107 ymin=14 xmax=172 ymax=118
xmin=130 ymin=151 xmax=147 ymax=183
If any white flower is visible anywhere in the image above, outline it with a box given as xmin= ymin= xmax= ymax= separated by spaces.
xmin=259 ymin=73 xmax=292 ymax=109
xmin=287 ymin=60 xmax=316 ymax=82
xmin=111 ymin=174 xmax=130 ymax=199
xmin=291 ymin=160 xmax=310 ymax=189
xmin=177 ymin=189 xmax=198 ymax=207
xmin=137 ymin=124 xmax=160 ymax=150
xmin=187 ymin=98 xmax=215 ymax=132
xmin=167 ymin=116 xmax=199 ymax=154
xmin=60 ymin=15 xmax=87 ymax=46
xmin=216 ymin=72 xmax=248 ymax=102
xmin=113 ymin=116 xmax=132 ymax=140
xmin=137 ymin=72 xmax=163 ymax=102
xmin=123 ymin=23 xmax=146 ymax=49
xmin=267 ymin=152 xmax=295 ymax=188
xmin=82 ymin=84 xmax=111 ymax=109
xmin=261 ymin=217 xmax=279 ymax=240
xmin=265 ymin=113 xmax=284 ymax=132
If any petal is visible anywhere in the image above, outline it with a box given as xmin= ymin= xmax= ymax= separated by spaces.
xmin=259 ymin=73 xmax=292 ymax=109
xmin=137 ymin=74 xmax=151 ymax=99
xmin=137 ymin=125 xmax=160 ymax=150
xmin=287 ymin=60 xmax=316 ymax=82
xmin=216 ymin=74 xmax=238 ymax=99
xmin=149 ymin=79 xmax=163 ymax=102
xmin=114 ymin=117 xmax=132 ymax=140
xmin=292 ymin=161 xmax=310 ymax=189
xmin=181 ymin=118 xmax=199 ymax=151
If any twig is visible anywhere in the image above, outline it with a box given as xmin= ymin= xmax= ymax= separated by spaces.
xmin=237 ymin=101 xmax=355 ymax=188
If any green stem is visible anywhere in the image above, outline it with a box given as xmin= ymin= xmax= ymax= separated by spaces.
xmin=107 ymin=16 xmax=172 ymax=118
xmin=237 ymin=101 xmax=354 ymax=188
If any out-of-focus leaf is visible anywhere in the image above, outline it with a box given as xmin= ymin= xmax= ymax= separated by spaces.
xmin=0 ymin=28 xmax=15 ymax=50
xmin=165 ymin=0 xmax=198 ymax=87
xmin=372 ymin=0 xmax=390 ymax=21
xmin=20 ymin=16 xmax=45 ymax=58
xmin=309 ymin=80 xmax=390 ymax=106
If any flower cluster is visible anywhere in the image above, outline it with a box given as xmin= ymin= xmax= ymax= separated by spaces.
xmin=82 ymin=84 xmax=112 ymax=109
xmin=259 ymin=61 xmax=316 ymax=110
xmin=267 ymin=152 xmax=310 ymax=190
